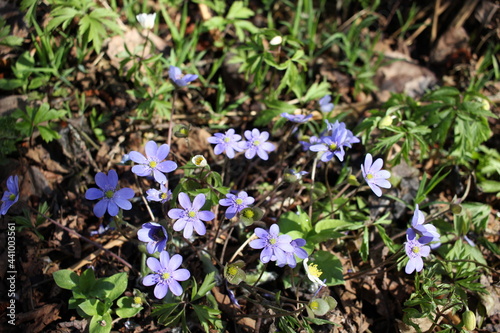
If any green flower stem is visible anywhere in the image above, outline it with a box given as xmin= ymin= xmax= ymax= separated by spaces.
xmin=133 ymin=173 xmax=156 ymax=221
xmin=167 ymin=90 xmax=177 ymax=148
xmin=251 ymin=262 xmax=268 ymax=288
xmin=308 ymin=156 xmax=319 ymax=221
xmin=28 ymin=206 xmax=135 ymax=272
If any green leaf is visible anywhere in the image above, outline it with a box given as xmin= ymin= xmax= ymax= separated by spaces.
xmin=78 ymin=298 xmax=100 ymax=316
xmin=278 ymin=208 xmax=312 ymax=235
xmin=192 ymin=272 xmax=216 ymax=301
xmin=80 ymin=268 xmax=96 ymax=294
xmin=192 ymin=304 xmax=223 ymax=332
xmin=227 ymin=1 xmax=254 ymax=20
xmin=115 ymin=297 xmax=142 ymax=318
xmin=53 ymin=269 xmax=79 ymax=290
xmin=89 ymin=312 xmax=113 ymax=333
xmin=311 ymin=251 xmax=344 ymax=286
xmin=360 ymin=226 xmax=369 ymax=262
xmin=90 ymin=272 xmax=127 ymax=302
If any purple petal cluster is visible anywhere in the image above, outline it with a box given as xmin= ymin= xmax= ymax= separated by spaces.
xmin=219 ymin=191 xmax=255 ymax=219
xmin=168 ymin=192 xmax=215 ymax=238
xmin=169 ymin=66 xmax=198 ymax=87
xmin=138 ymin=222 xmax=168 ymax=254
xmin=361 ymin=153 xmax=391 ymax=197
xmin=146 ymin=183 xmax=172 ymax=203
xmin=85 ymin=170 xmax=134 ymax=218
xmin=129 ymin=141 xmax=177 ymax=184
xmin=319 ymin=95 xmax=334 ymax=113
xmin=249 ymin=224 xmax=307 ymax=267
xmin=239 ymin=129 xmax=276 ymax=160
xmin=404 ymin=236 xmax=431 ymax=274
xmin=404 ymin=205 xmax=440 ymax=274
xmin=207 ymin=129 xmax=243 ymax=159
xmin=407 ymin=204 xmax=440 ymax=244
xmin=309 ymin=121 xmax=359 ymax=162
xmin=142 ymin=251 xmax=190 ymax=298
xmin=1 ymin=175 xmax=19 ymax=215
xmin=280 ymin=112 xmax=313 ymax=123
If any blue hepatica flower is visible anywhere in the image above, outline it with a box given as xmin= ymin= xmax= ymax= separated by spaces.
xmin=137 ymin=222 xmax=168 ymax=254
xmin=207 ymin=129 xmax=243 ymax=159
xmin=142 ymin=251 xmax=190 ymax=298
xmin=319 ymin=95 xmax=334 ymax=113
xmin=361 ymin=153 xmax=391 ymax=197
xmin=309 ymin=121 xmax=359 ymax=162
xmin=1 ymin=175 xmax=19 ymax=215
xmin=239 ymin=129 xmax=276 ymax=160
xmin=405 ymin=235 xmax=431 ymax=274
xmin=169 ymin=65 xmax=198 ymax=87
xmin=249 ymin=224 xmax=294 ymax=265
xmin=278 ymin=238 xmax=308 ymax=268
xmin=168 ymin=192 xmax=215 ymax=238
xmin=129 ymin=141 xmax=177 ymax=185
xmin=407 ymin=204 xmax=440 ymax=244
xmin=85 ymin=170 xmax=134 ymax=218
xmin=280 ymin=112 xmax=313 ymax=123
xmin=146 ymin=183 xmax=172 ymax=203
xmin=219 ymin=191 xmax=255 ymax=219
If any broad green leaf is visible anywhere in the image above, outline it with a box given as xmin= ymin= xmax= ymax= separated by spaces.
xmin=311 ymin=251 xmax=344 ymax=286
xmin=90 ymin=272 xmax=128 ymax=302
xmin=53 ymin=269 xmax=79 ymax=290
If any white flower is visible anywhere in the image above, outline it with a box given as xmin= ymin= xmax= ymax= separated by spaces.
xmin=192 ymin=155 xmax=208 ymax=168
xmin=269 ymin=35 xmax=282 ymax=46
xmin=303 ymin=258 xmax=327 ymax=287
xmin=136 ymin=13 xmax=156 ymax=30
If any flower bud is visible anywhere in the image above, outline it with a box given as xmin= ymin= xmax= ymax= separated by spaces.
xmin=462 ymin=310 xmax=476 ymax=330
xmin=451 ymin=203 xmax=462 ymax=215
xmin=269 ymin=35 xmax=282 ymax=46
xmin=378 ymin=115 xmax=393 ymax=129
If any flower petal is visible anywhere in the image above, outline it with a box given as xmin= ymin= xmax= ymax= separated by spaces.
xmin=168 ymin=279 xmax=183 ymax=296
xmin=156 ymin=144 xmax=170 ymax=160
xmin=93 ymin=199 xmax=108 ymax=218
xmin=144 ymin=141 xmax=158 ymax=159
xmin=191 ymin=193 xmax=206 ymax=211
xmin=177 ymin=192 xmax=192 ymax=210
xmin=129 ymin=151 xmax=148 ymax=164
xmin=154 ymin=283 xmax=169 ymax=299
xmin=132 ymin=165 xmax=152 ymax=177
xmin=142 ymin=273 xmax=159 ymax=286
xmin=172 ymin=268 xmax=190 ymax=281
xmin=147 ymin=257 xmax=162 ymax=272
xmin=168 ymin=254 xmax=183 ymax=271
xmin=85 ymin=188 xmax=104 ymax=200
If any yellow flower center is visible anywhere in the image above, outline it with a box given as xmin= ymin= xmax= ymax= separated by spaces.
xmin=149 ymin=161 xmax=157 ymax=168
xmin=105 ymin=190 xmax=114 ymax=199
xmin=412 ymin=246 xmax=420 ymax=254
xmin=236 ymin=198 xmax=243 ymax=205
xmin=161 ymin=193 xmax=168 ymax=199
xmin=329 ymin=143 xmax=338 ymax=151
xmin=308 ymin=263 xmax=323 ymax=278
xmin=366 ymin=174 xmax=374 ymax=180
xmin=254 ymin=140 xmax=260 ymax=146
xmin=133 ymin=296 xmax=142 ymax=305
xmin=227 ymin=266 xmax=238 ymax=276
xmin=243 ymin=209 xmax=254 ymax=218
xmin=9 ymin=194 xmax=16 ymax=201
xmin=180 ymin=128 xmax=188 ymax=135
xmin=269 ymin=238 xmax=277 ymax=245
xmin=162 ymin=272 xmax=171 ymax=280
xmin=224 ymin=137 xmax=231 ymax=143
xmin=188 ymin=211 xmax=196 ymax=218
xmin=310 ymin=300 xmax=320 ymax=310
xmin=194 ymin=156 xmax=204 ymax=165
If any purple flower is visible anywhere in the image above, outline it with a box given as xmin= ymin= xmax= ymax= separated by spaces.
xmin=137 ymin=222 xmax=168 ymax=254
xmin=142 ymin=251 xmax=190 ymax=298
xmin=299 ymin=135 xmax=320 ymax=151
xmin=361 ymin=153 xmax=391 ymax=197
xmin=207 ymin=129 xmax=243 ymax=159
xmin=406 ymin=204 xmax=440 ymax=244
xmin=168 ymin=192 xmax=215 ymax=238
xmin=309 ymin=121 xmax=358 ymax=162
xmin=85 ymin=170 xmax=134 ymax=218
xmin=285 ymin=169 xmax=308 ymax=181
xmin=146 ymin=183 xmax=172 ymax=203
xmin=219 ymin=191 xmax=255 ymax=219
xmin=238 ymin=129 xmax=275 ymax=160
xmin=89 ymin=223 xmax=114 ymax=236
xmin=249 ymin=224 xmax=294 ymax=265
xmin=280 ymin=112 xmax=313 ymax=123
xmin=405 ymin=235 xmax=431 ymax=274
xmin=319 ymin=95 xmax=334 ymax=113
xmin=169 ymin=65 xmax=198 ymax=87
xmin=1 ymin=175 xmax=19 ymax=215
xmin=129 ymin=141 xmax=177 ymax=184
xmin=278 ymin=238 xmax=308 ymax=268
